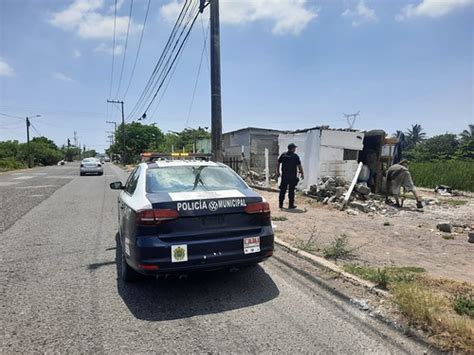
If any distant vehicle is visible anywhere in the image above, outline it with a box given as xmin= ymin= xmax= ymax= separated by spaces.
xmin=57 ymin=160 xmax=66 ymax=166
xmin=109 ymin=154 xmax=274 ymax=282
xmin=104 ymin=156 xmax=111 ymax=162
xmin=80 ymin=158 xmax=103 ymax=176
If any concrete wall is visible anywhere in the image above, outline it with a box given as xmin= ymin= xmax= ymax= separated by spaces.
xmin=279 ymin=129 xmax=364 ymax=190
xmin=223 ymin=128 xmax=284 ymax=174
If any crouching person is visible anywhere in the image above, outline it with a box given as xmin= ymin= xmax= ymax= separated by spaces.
xmin=385 ymin=159 xmax=423 ymax=209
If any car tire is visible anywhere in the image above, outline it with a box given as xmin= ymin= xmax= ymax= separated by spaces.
xmin=98 ymin=172 xmax=103 ymax=176
xmin=80 ymin=172 xmax=84 ymax=176
xmin=118 ymin=238 xmax=141 ymax=283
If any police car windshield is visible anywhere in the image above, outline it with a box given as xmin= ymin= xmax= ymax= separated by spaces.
xmin=146 ymin=166 xmax=247 ymax=193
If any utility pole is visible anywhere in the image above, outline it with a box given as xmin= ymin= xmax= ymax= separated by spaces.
xmin=106 ymin=131 xmax=115 ymax=144
xmin=25 ymin=114 xmax=41 ymax=168
xmin=107 ymin=100 xmax=126 ymax=163
xmin=73 ymin=131 xmax=78 ymax=147
xmin=343 ymin=111 xmax=360 ymax=129
xmin=209 ymin=0 xmax=223 ymax=162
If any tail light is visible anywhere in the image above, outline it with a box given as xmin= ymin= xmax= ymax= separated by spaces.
xmin=245 ymin=202 xmax=270 ymax=214
xmin=136 ymin=209 xmax=179 ymax=225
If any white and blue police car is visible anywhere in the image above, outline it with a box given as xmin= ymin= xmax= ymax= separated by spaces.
xmin=110 ymin=153 xmax=274 ymax=282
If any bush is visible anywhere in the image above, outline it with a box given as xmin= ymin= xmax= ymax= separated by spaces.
xmin=0 ymin=158 xmax=26 ymax=171
xmin=453 ymin=295 xmax=474 ymax=317
xmin=410 ymin=161 xmax=474 ymax=192
xmin=322 ymin=235 xmax=353 ymax=260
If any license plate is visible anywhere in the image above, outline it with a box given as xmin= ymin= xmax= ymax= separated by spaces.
xmin=243 ymin=237 xmax=260 ymax=254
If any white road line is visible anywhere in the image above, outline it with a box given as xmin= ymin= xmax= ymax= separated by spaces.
xmin=15 ymin=185 xmax=59 ymax=189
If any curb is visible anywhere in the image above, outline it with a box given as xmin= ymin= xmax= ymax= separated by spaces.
xmin=274 ymin=237 xmax=390 ymax=298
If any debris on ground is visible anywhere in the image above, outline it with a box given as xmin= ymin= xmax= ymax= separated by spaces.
xmin=305 ymin=176 xmax=392 ymax=215
xmin=436 ymin=221 xmax=453 ymax=233
xmin=468 ymin=232 xmax=474 ymax=243
xmin=434 ymin=184 xmax=460 ymax=196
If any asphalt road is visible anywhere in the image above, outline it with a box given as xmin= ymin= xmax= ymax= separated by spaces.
xmin=0 ymin=163 xmax=428 ymax=353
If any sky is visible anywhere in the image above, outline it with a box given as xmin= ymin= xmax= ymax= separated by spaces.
xmin=0 ymin=0 xmax=472 ymax=152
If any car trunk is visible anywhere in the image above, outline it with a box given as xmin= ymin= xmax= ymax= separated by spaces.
xmin=138 ymin=194 xmax=270 ymax=243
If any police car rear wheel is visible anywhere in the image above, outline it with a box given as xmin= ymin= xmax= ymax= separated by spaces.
xmin=118 ymin=239 xmax=141 ymax=282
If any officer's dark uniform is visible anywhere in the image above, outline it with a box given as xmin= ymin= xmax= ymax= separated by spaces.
xmin=278 ymin=150 xmax=301 ymax=208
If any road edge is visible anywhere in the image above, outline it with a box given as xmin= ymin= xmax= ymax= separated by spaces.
xmin=273 ymin=237 xmax=438 ymax=352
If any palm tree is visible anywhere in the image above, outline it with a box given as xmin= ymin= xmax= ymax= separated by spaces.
xmin=460 ymin=124 xmax=474 ymax=143
xmin=405 ymin=124 xmax=426 ymax=147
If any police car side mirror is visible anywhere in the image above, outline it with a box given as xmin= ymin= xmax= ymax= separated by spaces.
xmin=110 ymin=181 xmax=124 ymax=190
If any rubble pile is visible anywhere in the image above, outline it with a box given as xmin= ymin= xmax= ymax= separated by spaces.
xmin=305 ymin=176 xmax=388 ymax=214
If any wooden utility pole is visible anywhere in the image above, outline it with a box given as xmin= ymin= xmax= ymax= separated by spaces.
xmin=107 ymin=100 xmax=126 ymax=163
xmin=209 ymin=0 xmax=223 ymax=162
xmin=26 ymin=117 xmax=31 ymax=168
xmin=25 ymin=114 xmax=41 ymax=168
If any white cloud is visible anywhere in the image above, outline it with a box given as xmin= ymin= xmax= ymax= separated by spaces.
xmin=93 ymin=43 xmax=124 ymax=55
xmin=73 ymin=49 xmax=82 ymax=58
xmin=396 ymin=0 xmax=473 ymax=21
xmin=49 ymin=0 xmax=139 ymax=40
xmin=0 ymin=57 xmax=14 ymax=77
xmin=342 ymin=0 xmax=378 ymax=27
xmin=53 ymin=72 xmax=75 ymax=82
xmin=160 ymin=0 xmax=317 ymax=35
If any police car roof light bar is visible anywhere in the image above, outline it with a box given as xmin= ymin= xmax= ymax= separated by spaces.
xmin=141 ymin=152 xmax=213 ymax=162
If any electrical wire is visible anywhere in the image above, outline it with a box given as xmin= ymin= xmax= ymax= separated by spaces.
xmin=126 ymin=0 xmax=193 ymax=121
xmin=0 ymin=112 xmax=24 ymax=120
xmin=141 ymin=8 xmax=200 ymax=117
xmin=30 ymin=123 xmax=43 ymax=137
xmin=121 ymin=0 xmax=151 ymax=100
xmin=200 ymin=13 xmax=210 ymax=74
xmin=147 ymin=35 xmax=188 ymax=121
xmin=114 ymin=0 xmax=134 ymax=98
xmin=108 ymin=0 xmax=118 ymax=99
xmin=185 ymin=16 xmax=210 ymax=127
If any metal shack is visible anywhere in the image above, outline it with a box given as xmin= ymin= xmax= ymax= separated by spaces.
xmin=278 ymin=127 xmax=365 ymax=190
xmin=223 ymin=127 xmax=288 ymax=174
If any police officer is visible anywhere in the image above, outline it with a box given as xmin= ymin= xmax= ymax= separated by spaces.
xmin=276 ymin=143 xmax=304 ymax=209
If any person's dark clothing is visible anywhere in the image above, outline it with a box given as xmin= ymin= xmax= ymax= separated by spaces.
xmin=278 ymin=152 xmax=301 ymax=208
xmin=279 ymin=176 xmax=298 ymax=207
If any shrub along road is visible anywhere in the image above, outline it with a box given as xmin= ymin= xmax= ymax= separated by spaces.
xmin=0 ymin=163 xmax=428 ymax=353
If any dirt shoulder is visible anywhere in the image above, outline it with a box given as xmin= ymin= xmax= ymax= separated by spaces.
xmin=261 ymin=189 xmax=473 ymax=284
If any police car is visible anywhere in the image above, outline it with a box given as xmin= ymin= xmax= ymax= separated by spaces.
xmin=110 ymin=153 xmax=274 ymax=282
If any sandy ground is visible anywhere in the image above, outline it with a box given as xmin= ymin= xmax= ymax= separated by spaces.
xmin=261 ymin=188 xmax=474 ymax=284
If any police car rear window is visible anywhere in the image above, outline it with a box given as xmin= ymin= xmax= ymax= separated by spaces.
xmin=146 ymin=166 xmax=247 ymax=193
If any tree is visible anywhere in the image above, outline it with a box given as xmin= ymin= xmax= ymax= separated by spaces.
xmin=405 ymin=124 xmax=426 ymax=149
xmin=460 ymin=124 xmax=474 ymax=143
xmin=107 ymin=122 xmax=165 ymax=163
xmin=405 ymin=133 xmax=459 ymax=161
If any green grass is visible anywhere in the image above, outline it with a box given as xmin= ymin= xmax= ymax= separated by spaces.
xmin=453 ymin=295 xmax=474 ymax=317
xmin=442 ymin=199 xmax=468 ymax=206
xmin=410 ymin=161 xmax=474 ymax=192
xmin=0 ymin=158 xmax=26 ymax=171
xmin=342 ymin=264 xmax=426 ymax=289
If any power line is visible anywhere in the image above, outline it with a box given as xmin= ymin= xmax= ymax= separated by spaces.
xmin=147 ymin=36 xmax=188 ymax=121
xmin=108 ymin=0 xmax=118 ymax=98
xmin=114 ymin=0 xmax=134 ymax=98
xmin=121 ymin=0 xmax=151 ymax=100
xmin=200 ymin=13 xmax=210 ymax=74
xmin=126 ymin=0 xmax=194 ymax=121
xmin=185 ymin=16 xmax=210 ymax=127
xmin=0 ymin=112 xmax=24 ymax=120
xmin=140 ymin=4 xmax=201 ymax=119
xmin=30 ymin=123 xmax=43 ymax=137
